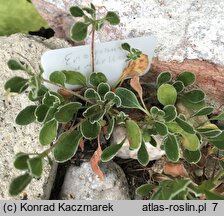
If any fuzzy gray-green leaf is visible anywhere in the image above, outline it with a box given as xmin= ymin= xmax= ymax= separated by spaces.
xmin=14 ymin=152 xmax=29 ymax=170
xmin=176 ymin=117 xmax=195 ymax=134
xmin=173 ymin=81 xmax=184 ymax=93
xmin=156 ymin=71 xmax=172 ymax=86
xmin=16 ymin=105 xmax=37 ymax=125
xmin=163 ymin=105 xmax=177 ymax=122
xmin=49 ymin=71 xmax=66 ymax=86
xmin=126 ymin=119 xmax=142 ymax=150
xmin=70 ymin=6 xmax=84 ymax=17
xmin=183 ymin=149 xmax=201 ymax=163
xmin=154 ymin=121 xmax=168 ymax=136
xmin=84 ymin=88 xmax=101 ymax=101
xmin=105 ymin=11 xmax=120 ymax=25
xmin=7 ymin=59 xmax=25 ymax=71
xmin=210 ymin=112 xmax=224 ymax=121
xmin=101 ymin=140 xmax=125 ymax=162
xmin=55 ymin=102 xmax=82 ymax=123
xmin=115 ymin=87 xmax=143 ymax=111
xmin=136 ymin=184 xmax=155 ymax=197
xmin=89 ymin=72 xmax=107 ymax=86
xmin=63 ymin=70 xmax=87 ymax=86
xmin=164 ymin=134 xmax=179 ymax=162
xmin=71 ymin=22 xmax=88 ymax=41
xmin=208 ymin=132 xmax=224 ymax=150
xmin=157 ymin=84 xmax=177 ymax=106
xmin=27 ymin=157 xmax=43 ymax=178
xmin=9 ymin=173 xmax=32 ymax=196
xmin=137 ymin=142 xmax=150 ymax=166
xmin=4 ymin=76 xmax=28 ymax=93
xmin=183 ymin=90 xmax=205 ymax=104
xmin=177 ymin=71 xmax=195 ymax=87
xmin=192 ymin=106 xmax=214 ymax=117
xmin=80 ymin=120 xmax=101 ymax=139
xmin=97 ymin=83 xmax=110 ymax=99
xmin=54 ymin=130 xmax=82 ymax=162
xmin=39 ymin=119 xmax=58 ymax=145
xmin=105 ymin=117 xmax=115 ymax=140
xmin=35 ymin=104 xmax=49 ymax=122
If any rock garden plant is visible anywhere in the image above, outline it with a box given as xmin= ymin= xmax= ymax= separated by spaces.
xmin=5 ymin=3 xmax=224 ymax=199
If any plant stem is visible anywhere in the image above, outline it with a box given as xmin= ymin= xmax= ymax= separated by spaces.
xmin=91 ymin=26 xmax=95 ymax=72
xmin=42 ymin=78 xmax=92 ymax=104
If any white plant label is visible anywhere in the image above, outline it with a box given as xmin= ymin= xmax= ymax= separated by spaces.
xmin=41 ymin=36 xmax=157 ymax=90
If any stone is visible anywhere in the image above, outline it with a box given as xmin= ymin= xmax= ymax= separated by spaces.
xmin=32 ymin=0 xmax=224 ymax=110
xmin=59 ymin=161 xmax=130 ymax=200
xmin=0 ymin=33 xmax=70 ymax=200
xmin=32 ymin=0 xmax=224 ymax=64
xmin=110 ymin=126 xmax=165 ymax=160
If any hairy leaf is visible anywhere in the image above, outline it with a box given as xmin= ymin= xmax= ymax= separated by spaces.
xmin=136 ymin=184 xmax=155 ymax=197
xmin=173 ymin=81 xmax=184 ymax=93
xmin=7 ymin=59 xmax=24 ymax=70
xmin=126 ymin=119 xmax=142 ymax=150
xmin=137 ymin=141 xmax=149 ymax=166
xmin=176 ymin=116 xmax=195 ymax=134
xmin=154 ymin=121 xmax=168 ymax=136
xmin=105 ymin=117 xmax=115 ymax=140
xmin=70 ymin=6 xmax=84 ymax=17
xmin=55 ymin=102 xmax=82 ymax=123
xmin=210 ymin=112 xmax=224 ymax=121
xmin=192 ymin=106 xmax=214 ymax=117
xmin=80 ymin=120 xmax=101 ymax=139
xmin=35 ymin=104 xmax=49 ymax=122
xmin=49 ymin=71 xmax=66 ymax=86
xmin=157 ymin=84 xmax=177 ymax=106
xmin=183 ymin=149 xmax=201 ymax=163
xmin=176 ymin=71 xmax=195 ymax=86
xmin=105 ymin=11 xmax=120 ymax=25
xmin=54 ymin=130 xmax=82 ymax=162
xmin=83 ymin=104 xmax=105 ymax=124
xmin=4 ymin=76 xmax=28 ymax=93
xmin=164 ymin=134 xmax=179 ymax=162
xmin=97 ymin=82 xmax=110 ymax=99
xmin=14 ymin=152 xmax=29 ymax=170
xmin=15 ymin=105 xmax=37 ymax=125
xmin=101 ymin=139 xmax=125 ymax=162
xmin=9 ymin=173 xmax=32 ymax=196
xmin=63 ymin=70 xmax=87 ymax=86
xmin=208 ymin=132 xmax=224 ymax=149
xmin=163 ymin=105 xmax=177 ymax=122
xmin=183 ymin=89 xmax=205 ymax=104
xmin=115 ymin=87 xmax=143 ymax=111
xmin=71 ymin=22 xmax=89 ymax=41
xmin=27 ymin=157 xmax=43 ymax=178
xmin=39 ymin=119 xmax=58 ymax=145
xmin=89 ymin=72 xmax=107 ymax=86
xmin=156 ymin=71 xmax=172 ymax=86
xmin=84 ymin=88 xmax=101 ymax=101
xmin=181 ymin=131 xmax=200 ymax=151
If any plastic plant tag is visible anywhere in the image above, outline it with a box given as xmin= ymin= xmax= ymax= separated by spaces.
xmin=41 ymin=36 xmax=157 ymax=91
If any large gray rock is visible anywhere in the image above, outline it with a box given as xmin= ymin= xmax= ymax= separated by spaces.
xmin=32 ymin=0 xmax=224 ymax=65
xmin=0 ymin=34 xmax=70 ymax=200
xmin=59 ymin=162 xmax=130 ymax=200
